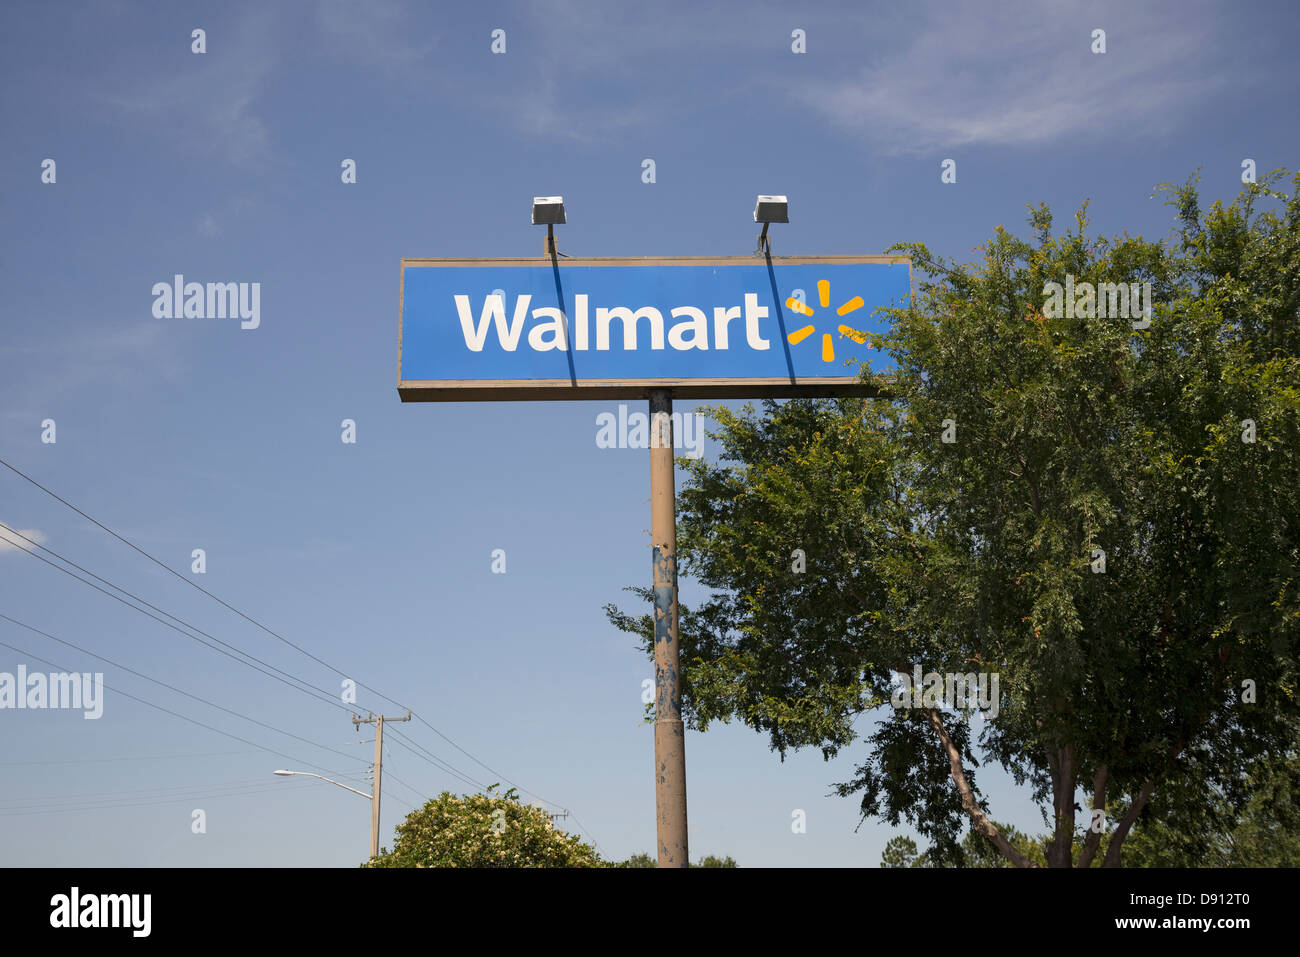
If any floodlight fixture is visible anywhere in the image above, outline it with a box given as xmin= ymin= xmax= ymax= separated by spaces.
xmin=533 ymin=196 xmax=566 ymax=256
xmin=532 ymin=196 xmax=566 ymax=225
xmin=754 ymin=195 xmax=789 ymax=224
xmin=754 ymin=195 xmax=788 ymax=255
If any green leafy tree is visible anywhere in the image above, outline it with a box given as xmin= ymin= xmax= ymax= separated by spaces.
xmin=615 ymin=852 xmax=738 ymax=867
xmin=882 ymin=823 xmax=1046 ymax=867
xmin=608 ymin=172 xmax=1300 ymax=868
xmin=887 ymin=747 xmax=1300 ymax=867
xmin=1121 ymin=747 xmax=1300 ymax=867
xmin=363 ymin=786 xmax=603 ymax=868
xmin=617 ymin=852 xmax=657 ymax=868
xmin=880 ymin=836 xmax=921 ymax=868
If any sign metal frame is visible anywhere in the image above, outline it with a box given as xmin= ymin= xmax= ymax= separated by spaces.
xmin=397 ymin=254 xmax=912 ymax=402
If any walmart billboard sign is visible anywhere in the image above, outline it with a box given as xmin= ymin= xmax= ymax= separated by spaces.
xmin=397 ymin=256 xmax=911 ymax=401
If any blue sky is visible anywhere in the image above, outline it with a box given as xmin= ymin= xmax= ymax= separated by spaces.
xmin=1 ymin=0 xmax=1296 ymax=867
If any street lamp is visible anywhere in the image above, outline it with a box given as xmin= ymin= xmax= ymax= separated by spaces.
xmin=754 ymin=195 xmax=788 ymax=256
xmin=274 ymin=768 xmax=382 ymax=858
xmin=273 ymin=769 xmax=371 ymax=800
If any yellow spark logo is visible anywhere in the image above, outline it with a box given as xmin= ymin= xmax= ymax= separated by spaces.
xmin=784 ymin=279 xmax=868 ymax=362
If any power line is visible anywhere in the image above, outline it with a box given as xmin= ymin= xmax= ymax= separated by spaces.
xmin=383 ymin=731 xmax=598 ymax=847
xmin=0 ymin=635 xmax=355 ymax=778
xmin=562 ymin=811 xmax=600 ymax=850
xmin=0 ymin=768 xmax=368 ymax=805
xmin=0 ymin=613 xmax=369 ymax=769
xmin=0 ymin=457 xmax=408 ymax=710
xmin=0 ymin=749 xmax=262 ymax=765
xmin=0 ymin=780 xmax=328 ymax=817
xmin=0 ymin=485 xmax=501 ymax=788
xmin=0 ymin=456 xmax=592 ymax=833
xmin=377 ymin=769 xmax=425 ymax=807
xmin=406 ymin=712 xmax=576 ymax=815
xmin=0 ymin=523 xmax=352 ymax=715
xmin=0 ymin=781 xmax=416 ymax=818
xmin=0 ymin=528 xmax=445 ymax=820
xmin=0 ymin=765 xmax=414 ymax=819
xmin=386 ymin=726 xmax=486 ymax=789
xmin=385 ymin=727 xmax=485 ymax=792
xmin=398 ymin=710 xmax=597 ymax=840
xmin=0 ymin=778 xmax=326 ymax=811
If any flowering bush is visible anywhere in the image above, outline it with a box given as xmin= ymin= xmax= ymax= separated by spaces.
xmin=362 ymin=787 xmax=603 ymax=868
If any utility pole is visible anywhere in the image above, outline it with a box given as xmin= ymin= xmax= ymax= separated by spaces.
xmin=649 ymin=389 xmax=688 ymax=867
xmin=352 ymin=710 xmax=411 ymax=859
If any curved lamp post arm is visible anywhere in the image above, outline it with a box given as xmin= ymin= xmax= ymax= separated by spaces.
xmin=274 ymin=769 xmax=371 ymax=800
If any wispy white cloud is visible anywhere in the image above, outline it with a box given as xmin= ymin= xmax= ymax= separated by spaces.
xmin=789 ymin=0 xmax=1236 ymax=154
xmin=326 ymin=0 xmax=784 ymax=144
xmin=0 ymin=321 xmax=185 ymax=435
xmin=477 ymin=69 xmax=655 ymax=145
xmin=93 ymin=12 xmax=276 ymax=167
xmin=63 ymin=322 xmax=185 ymax=389
xmin=0 ymin=524 xmax=46 ymax=555
xmin=314 ymin=0 xmax=437 ymax=74
xmin=499 ymin=1 xmax=772 ymax=140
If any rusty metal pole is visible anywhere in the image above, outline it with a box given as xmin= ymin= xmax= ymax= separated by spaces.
xmin=650 ymin=388 xmax=688 ymax=867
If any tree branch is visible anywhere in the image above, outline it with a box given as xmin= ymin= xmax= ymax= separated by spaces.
xmin=1077 ymin=765 xmax=1109 ymax=868
xmin=1047 ymin=742 xmax=1077 ymax=867
xmin=922 ymin=706 xmax=1038 ymax=868
xmin=1100 ymin=779 xmax=1154 ymax=867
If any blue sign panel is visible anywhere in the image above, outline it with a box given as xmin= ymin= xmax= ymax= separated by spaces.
xmin=398 ymin=256 xmax=911 ymax=400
